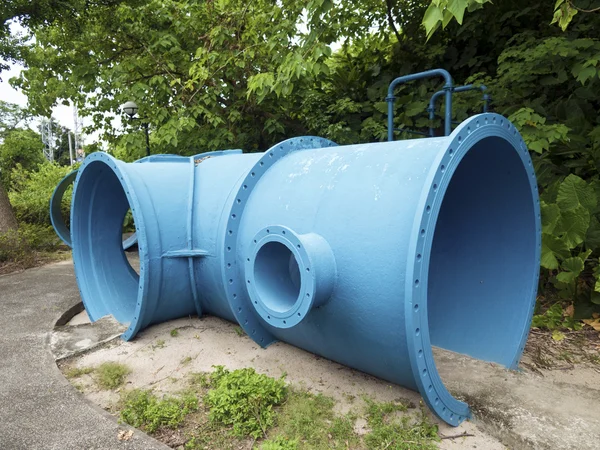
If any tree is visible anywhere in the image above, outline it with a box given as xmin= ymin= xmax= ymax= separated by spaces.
xmin=10 ymin=0 xmax=404 ymax=155
xmin=0 ymin=182 xmax=17 ymax=233
xmin=0 ymin=128 xmax=44 ymax=189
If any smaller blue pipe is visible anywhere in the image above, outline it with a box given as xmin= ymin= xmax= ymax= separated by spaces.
xmin=386 ymin=69 xmax=453 ymax=141
xmin=427 ymin=85 xmax=489 ymax=137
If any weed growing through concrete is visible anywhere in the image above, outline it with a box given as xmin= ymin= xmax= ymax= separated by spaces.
xmin=153 ymin=339 xmax=166 ymax=350
xmin=234 ymin=326 xmax=245 ymax=337
xmin=170 ymin=329 xmax=179 ymax=337
xmin=120 ymin=389 xmax=198 ymax=433
xmin=96 ymin=362 xmax=131 ymax=390
xmin=64 ymin=366 xmax=94 ymax=379
xmin=180 ymin=356 xmax=192 ymax=365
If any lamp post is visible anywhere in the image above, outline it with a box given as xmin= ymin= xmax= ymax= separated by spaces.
xmin=122 ymin=101 xmax=150 ymax=157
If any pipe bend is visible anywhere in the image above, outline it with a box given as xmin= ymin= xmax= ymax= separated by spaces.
xmin=244 ymin=225 xmax=336 ymax=329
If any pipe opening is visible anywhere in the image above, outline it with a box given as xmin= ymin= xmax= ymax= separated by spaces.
xmin=428 ymin=136 xmax=537 ymax=367
xmin=72 ymin=160 xmax=142 ymax=324
xmin=253 ymin=241 xmax=301 ymax=314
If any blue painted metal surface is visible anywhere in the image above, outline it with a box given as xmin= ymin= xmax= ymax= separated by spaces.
xmin=67 ymin=114 xmax=541 ymax=427
xmin=49 ymin=154 xmax=198 ymax=249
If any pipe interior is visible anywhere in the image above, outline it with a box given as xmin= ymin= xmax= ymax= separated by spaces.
xmin=428 ymin=136 xmax=536 ymax=367
xmin=73 ymin=161 xmax=140 ymax=324
xmin=254 ymin=241 xmax=301 ymax=313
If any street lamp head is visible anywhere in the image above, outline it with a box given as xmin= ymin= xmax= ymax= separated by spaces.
xmin=122 ymin=101 xmax=139 ymax=118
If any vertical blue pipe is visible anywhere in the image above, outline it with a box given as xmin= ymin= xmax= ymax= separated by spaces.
xmin=387 ymin=69 xmax=453 ymax=141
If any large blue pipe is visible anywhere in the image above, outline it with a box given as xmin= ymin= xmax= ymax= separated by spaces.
xmin=69 ymin=113 xmax=541 ymax=426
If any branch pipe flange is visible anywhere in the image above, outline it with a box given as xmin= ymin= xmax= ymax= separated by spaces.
xmin=245 ymin=226 xmax=336 ymax=329
xmin=222 ymin=136 xmax=337 ymax=347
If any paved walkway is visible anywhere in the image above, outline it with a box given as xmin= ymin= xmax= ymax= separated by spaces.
xmin=0 ymin=260 xmax=167 ymax=450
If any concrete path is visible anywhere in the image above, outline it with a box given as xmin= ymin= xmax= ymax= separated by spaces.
xmin=0 ymin=260 xmax=168 ymax=450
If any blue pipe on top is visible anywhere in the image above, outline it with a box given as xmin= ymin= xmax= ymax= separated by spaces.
xmin=70 ymin=113 xmax=541 ymax=426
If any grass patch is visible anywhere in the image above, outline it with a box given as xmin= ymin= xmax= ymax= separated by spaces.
xmin=64 ymin=366 xmax=94 ymax=379
xmin=363 ymin=398 xmax=439 ymax=450
xmin=96 ymin=362 xmax=130 ymax=390
xmin=120 ymin=389 xmax=198 ymax=433
xmin=153 ymin=339 xmax=166 ymax=350
xmin=112 ymin=367 xmax=440 ymax=450
xmin=271 ymin=390 xmax=358 ymax=449
xmin=205 ymin=366 xmax=287 ymax=438
xmin=170 ymin=329 xmax=179 ymax=337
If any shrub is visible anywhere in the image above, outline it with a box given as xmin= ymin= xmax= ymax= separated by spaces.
xmin=8 ymin=162 xmax=76 ymax=226
xmin=120 ymin=389 xmax=199 ymax=433
xmin=0 ymin=223 xmax=62 ymax=264
xmin=96 ymin=362 xmax=131 ymax=390
xmin=205 ymin=366 xmax=287 ymax=438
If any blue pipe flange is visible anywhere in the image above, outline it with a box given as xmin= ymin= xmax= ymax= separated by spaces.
xmin=245 ymin=225 xmax=336 ymax=329
xmin=222 ymin=136 xmax=338 ymax=347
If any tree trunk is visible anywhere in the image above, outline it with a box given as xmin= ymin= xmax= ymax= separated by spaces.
xmin=0 ymin=182 xmax=17 ymax=233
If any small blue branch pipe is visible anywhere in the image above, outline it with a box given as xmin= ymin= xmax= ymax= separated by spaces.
xmin=387 ymin=69 xmax=453 ymax=141
xmin=66 ymin=113 xmax=540 ymax=427
xmin=427 ymin=84 xmax=489 ymax=137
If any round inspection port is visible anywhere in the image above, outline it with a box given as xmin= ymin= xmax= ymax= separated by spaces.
xmin=254 ymin=241 xmax=301 ymax=314
xmin=244 ymin=226 xmax=335 ymax=329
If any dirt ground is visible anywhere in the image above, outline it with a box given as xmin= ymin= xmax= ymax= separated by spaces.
xmin=54 ymin=309 xmax=600 ymax=450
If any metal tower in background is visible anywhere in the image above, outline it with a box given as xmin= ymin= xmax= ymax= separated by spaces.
xmin=40 ymin=118 xmax=55 ymax=162
xmin=73 ymin=105 xmax=85 ymax=161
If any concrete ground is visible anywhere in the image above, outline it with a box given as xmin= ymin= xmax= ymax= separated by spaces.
xmin=2 ymin=258 xmax=600 ymax=449
xmin=0 ymin=260 xmax=169 ymax=450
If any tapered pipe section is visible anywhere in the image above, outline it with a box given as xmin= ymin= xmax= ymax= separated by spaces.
xmin=69 ymin=114 xmax=540 ymax=426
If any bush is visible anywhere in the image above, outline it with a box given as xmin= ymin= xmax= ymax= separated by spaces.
xmin=205 ymin=366 xmax=287 ymax=439
xmin=8 ymin=162 xmax=76 ymax=226
xmin=120 ymin=389 xmax=199 ymax=433
xmin=0 ymin=223 xmax=62 ymax=263
xmin=96 ymin=362 xmax=131 ymax=390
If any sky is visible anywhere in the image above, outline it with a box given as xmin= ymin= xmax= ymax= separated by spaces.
xmin=0 ymin=59 xmax=110 ymax=146
xmin=0 ymin=22 xmax=114 ymax=147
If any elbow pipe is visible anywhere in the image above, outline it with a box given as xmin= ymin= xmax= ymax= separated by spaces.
xmin=51 ymin=169 xmax=138 ymax=250
xmin=69 ymin=114 xmax=540 ymax=427
xmin=428 ymin=85 xmax=489 ymax=137
xmin=387 ymin=69 xmax=453 ymax=141
xmin=49 ymin=154 xmax=191 ymax=249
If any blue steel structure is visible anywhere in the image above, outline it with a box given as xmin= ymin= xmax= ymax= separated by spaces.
xmin=50 ymin=154 xmax=189 ymax=249
xmin=427 ymin=84 xmax=489 ymax=137
xmin=386 ymin=69 xmax=454 ymax=140
xmin=65 ymin=102 xmax=541 ymax=425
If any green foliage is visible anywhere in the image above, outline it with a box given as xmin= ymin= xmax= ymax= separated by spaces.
xmin=363 ymin=398 xmax=439 ymax=450
xmin=96 ymin=362 xmax=131 ymax=390
xmin=0 ymin=128 xmax=45 ymax=189
xmin=8 ymin=162 xmax=73 ymax=226
xmin=170 ymin=329 xmax=179 ymax=337
xmin=422 ymin=0 xmax=491 ymax=40
xmin=423 ymin=0 xmax=588 ymax=36
xmin=531 ymin=303 xmax=583 ymax=331
xmin=272 ymin=390 xmax=358 ymax=449
xmin=0 ymin=223 xmax=62 ymax=264
xmin=260 ymin=435 xmax=299 ymax=450
xmin=205 ymin=366 xmax=287 ymax=439
xmin=64 ymin=366 xmax=94 ymax=379
xmin=120 ymin=389 xmax=199 ymax=433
